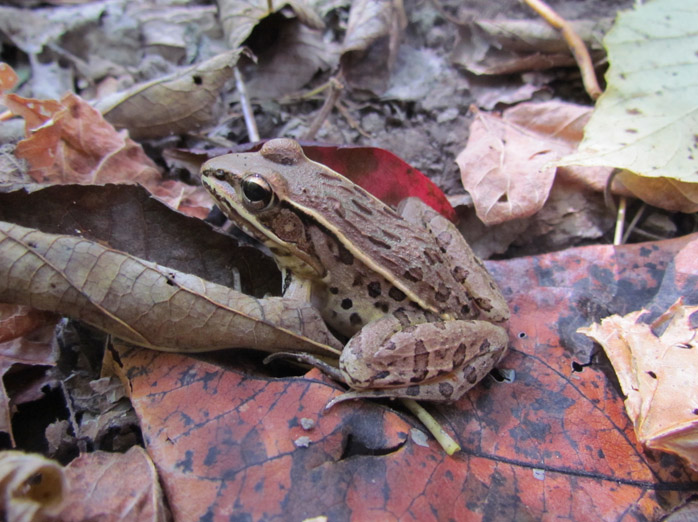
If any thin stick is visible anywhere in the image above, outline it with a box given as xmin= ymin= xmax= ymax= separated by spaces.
xmin=523 ymin=0 xmax=602 ymax=99
xmin=622 ymin=203 xmax=646 ymax=244
xmin=401 ymin=399 xmax=461 ymax=455
xmin=234 ymin=66 xmax=259 ymax=142
xmin=302 ymin=76 xmax=343 ymax=141
xmin=613 ymin=196 xmax=627 ymax=245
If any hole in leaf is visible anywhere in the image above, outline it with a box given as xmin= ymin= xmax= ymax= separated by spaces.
xmin=490 ymin=368 xmax=515 ymax=383
xmin=339 ymin=433 xmax=405 ymax=460
xmin=647 ymin=371 xmax=657 ymax=379
xmin=497 ymin=193 xmax=509 ymax=204
xmin=517 ymin=332 xmax=527 ymax=339
xmin=192 ymin=75 xmax=202 ymax=85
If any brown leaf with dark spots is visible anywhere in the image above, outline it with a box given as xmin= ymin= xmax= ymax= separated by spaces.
xmin=116 ymin=233 xmax=698 ymax=519
xmin=0 ymin=221 xmax=341 ymax=356
xmin=97 ymin=50 xmax=241 ymax=140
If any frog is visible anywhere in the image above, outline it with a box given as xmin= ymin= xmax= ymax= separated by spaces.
xmin=201 ymin=138 xmax=510 ymax=404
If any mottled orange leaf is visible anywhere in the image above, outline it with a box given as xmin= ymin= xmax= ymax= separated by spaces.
xmin=116 ymin=233 xmax=698 ymax=520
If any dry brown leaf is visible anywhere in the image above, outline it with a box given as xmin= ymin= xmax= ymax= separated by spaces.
xmin=340 ymin=0 xmax=406 ymax=94
xmin=578 ymin=299 xmax=698 ymax=471
xmin=0 ymin=305 xmax=59 ymax=445
xmin=0 ymin=221 xmax=341 ymax=356
xmin=457 ymin=102 xmax=616 ymax=225
xmin=0 ymin=450 xmax=66 ymax=521
xmin=615 ymin=172 xmax=698 ymax=214
xmin=96 ymin=49 xmax=241 ymax=140
xmin=243 ymin=20 xmax=338 ymax=100
xmin=58 ymin=446 xmax=167 ymax=522
xmin=218 ymin=0 xmax=323 ymax=50
xmin=452 ymin=18 xmax=609 ymax=76
xmin=5 ymin=92 xmax=160 ymax=185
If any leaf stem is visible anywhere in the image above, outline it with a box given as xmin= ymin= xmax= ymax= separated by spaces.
xmin=401 ymin=399 xmax=461 ymax=455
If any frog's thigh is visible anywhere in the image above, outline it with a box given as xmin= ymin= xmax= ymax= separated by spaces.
xmin=398 ymin=198 xmax=509 ymax=323
xmin=340 ymin=316 xmax=508 ymax=401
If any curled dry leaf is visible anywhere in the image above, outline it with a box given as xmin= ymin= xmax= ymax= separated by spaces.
xmin=0 ymin=305 xmax=59 ymax=445
xmin=0 ymin=450 xmax=66 ymax=521
xmin=4 ymin=91 xmax=160 ymax=185
xmin=578 ymin=299 xmax=698 ymax=472
xmin=218 ymin=0 xmax=323 ymax=50
xmin=3 ymin=75 xmax=211 ymax=218
xmin=340 ymin=0 xmax=407 ymax=93
xmin=0 ymin=221 xmax=342 ymax=356
xmin=452 ymin=18 xmax=609 ymax=76
xmin=457 ymin=102 xmax=615 ymax=226
xmin=57 ymin=447 xmax=167 ymax=522
xmin=558 ymin=0 xmax=698 ymax=213
xmin=96 ymin=49 xmax=242 ymax=140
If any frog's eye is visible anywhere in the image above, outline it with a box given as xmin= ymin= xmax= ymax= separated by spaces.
xmin=241 ymin=174 xmax=276 ymax=211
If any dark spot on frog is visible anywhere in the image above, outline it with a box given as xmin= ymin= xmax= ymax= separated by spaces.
xmin=435 ymin=284 xmax=451 ymax=303
xmin=393 ymin=309 xmax=411 ymax=326
xmin=460 ymin=304 xmax=471 ymax=316
xmin=475 ymin=296 xmax=493 ymax=312
xmin=406 ymin=385 xmax=420 ymax=397
xmin=352 ymin=273 xmax=363 ymax=287
xmin=479 ymin=339 xmax=491 ymax=353
xmin=403 ymin=266 xmax=423 ymax=282
xmin=411 ymin=339 xmax=429 ymax=382
xmin=453 ymin=343 xmax=467 ymax=367
xmin=436 ymin=231 xmax=452 ymax=247
xmin=439 ymin=382 xmax=454 ymax=398
xmin=389 ymin=286 xmax=407 ymax=301
xmin=352 ymin=198 xmax=374 ymax=215
xmin=464 ymin=366 xmax=478 ymax=384
xmin=374 ymin=370 xmax=390 ymax=380
xmin=329 ymin=287 xmax=339 ymax=294
xmin=367 ymin=281 xmax=381 ymax=297
xmin=384 ymin=341 xmax=397 ymax=351
xmin=374 ymin=302 xmax=390 ymax=313
xmin=367 ymin=235 xmax=391 ymax=249
xmin=336 ymin=242 xmax=354 ymax=265
xmin=350 ymin=313 xmax=363 ymax=326
xmin=341 ymin=298 xmax=353 ymax=310
xmin=639 ymin=246 xmax=652 ymax=257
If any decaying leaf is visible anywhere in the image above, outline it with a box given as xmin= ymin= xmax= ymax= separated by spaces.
xmin=218 ymin=0 xmax=323 ymax=50
xmin=57 ymin=447 xmax=167 ymax=522
xmin=558 ymin=0 xmax=698 ymax=213
xmin=340 ymin=0 xmax=406 ymax=93
xmin=452 ymin=18 xmax=609 ymax=76
xmin=578 ymin=299 xmax=698 ymax=471
xmin=0 ymin=450 xmax=66 ymax=521
xmin=96 ymin=49 xmax=242 ymax=140
xmin=456 ymin=102 xmax=615 ymax=225
xmin=0 ymin=221 xmax=341 ymax=356
xmin=0 ymin=305 xmax=59 ymax=445
xmin=2 ymin=77 xmax=212 ymax=218
xmin=4 ymin=91 xmax=160 ymax=185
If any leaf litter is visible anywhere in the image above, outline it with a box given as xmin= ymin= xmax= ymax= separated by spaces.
xmin=1 ymin=0 xmax=698 ymax=519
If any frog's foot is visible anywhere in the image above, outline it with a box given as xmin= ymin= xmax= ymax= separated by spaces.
xmin=263 ymin=351 xmax=345 ymax=382
xmin=325 ymin=389 xmax=404 ymax=409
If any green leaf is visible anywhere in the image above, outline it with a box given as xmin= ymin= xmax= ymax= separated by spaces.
xmin=559 ymin=0 xmax=698 ymax=186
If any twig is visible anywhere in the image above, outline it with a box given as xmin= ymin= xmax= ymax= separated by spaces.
xmin=302 ymin=75 xmax=344 ymax=141
xmin=622 ymin=203 xmax=646 ymax=244
xmin=401 ymin=399 xmax=461 ymax=455
xmin=233 ymin=66 xmax=259 ymax=142
xmin=613 ymin=196 xmax=627 ymax=245
xmin=522 ymin=0 xmax=602 ymax=99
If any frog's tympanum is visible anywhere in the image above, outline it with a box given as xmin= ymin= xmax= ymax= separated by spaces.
xmin=201 ymin=138 xmax=510 ymax=403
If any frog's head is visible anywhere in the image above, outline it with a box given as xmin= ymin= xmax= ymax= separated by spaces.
xmin=201 ymin=139 xmax=328 ymax=279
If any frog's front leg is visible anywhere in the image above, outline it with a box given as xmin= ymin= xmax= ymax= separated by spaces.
xmin=335 ymin=315 xmax=508 ymax=403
